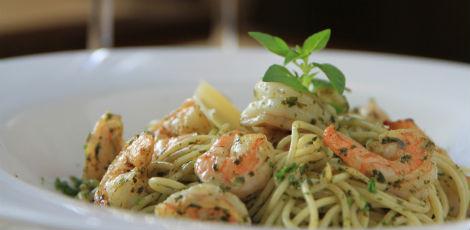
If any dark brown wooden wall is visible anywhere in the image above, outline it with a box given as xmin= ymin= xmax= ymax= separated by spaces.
xmin=1 ymin=0 xmax=469 ymax=63
xmin=246 ymin=0 xmax=470 ymax=63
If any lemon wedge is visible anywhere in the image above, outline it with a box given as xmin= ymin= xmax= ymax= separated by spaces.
xmin=193 ymin=81 xmax=240 ymax=129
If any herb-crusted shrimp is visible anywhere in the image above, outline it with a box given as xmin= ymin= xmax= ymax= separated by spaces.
xmin=94 ymin=132 xmax=154 ymax=208
xmin=155 ymin=183 xmax=250 ymax=224
xmin=194 ymin=130 xmax=274 ymax=199
xmin=241 ymin=82 xmax=337 ymax=131
xmin=148 ymin=99 xmax=214 ymax=139
xmin=323 ymin=124 xmax=437 ymax=198
xmin=83 ymin=112 xmax=123 ymax=180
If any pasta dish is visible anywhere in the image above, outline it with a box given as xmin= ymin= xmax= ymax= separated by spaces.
xmin=55 ymin=29 xmax=470 ymax=228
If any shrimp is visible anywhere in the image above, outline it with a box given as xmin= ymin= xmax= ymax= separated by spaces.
xmin=83 ymin=112 xmax=123 ymax=180
xmin=384 ymin=119 xmax=450 ymax=158
xmin=148 ymin=99 xmax=213 ymax=139
xmin=155 ymin=183 xmax=250 ymax=223
xmin=194 ymin=131 xmax=274 ymax=199
xmin=94 ymin=132 xmax=154 ymax=208
xmin=241 ymin=82 xmax=337 ymax=131
xmin=323 ymin=124 xmax=437 ymax=198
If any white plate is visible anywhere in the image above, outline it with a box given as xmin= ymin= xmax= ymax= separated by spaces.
xmin=0 ymin=48 xmax=469 ymax=230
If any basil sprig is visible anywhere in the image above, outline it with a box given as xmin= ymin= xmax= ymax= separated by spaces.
xmin=249 ymin=29 xmax=346 ymax=95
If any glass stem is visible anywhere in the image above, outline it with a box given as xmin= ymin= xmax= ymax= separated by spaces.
xmin=87 ymin=0 xmax=114 ymax=49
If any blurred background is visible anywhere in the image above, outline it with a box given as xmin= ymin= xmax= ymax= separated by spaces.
xmin=0 ymin=0 xmax=469 ymax=63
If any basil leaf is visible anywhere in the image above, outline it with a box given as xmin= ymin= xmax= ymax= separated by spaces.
xmin=313 ymin=63 xmax=346 ymax=94
xmin=302 ymin=29 xmax=331 ymax=56
xmin=284 ymin=49 xmax=301 ymax=65
xmin=300 ymin=73 xmax=316 ymax=88
xmin=312 ymin=79 xmax=349 ymax=114
xmin=263 ymin=64 xmax=309 ymax=93
xmin=249 ymin=32 xmax=290 ymax=57
xmin=311 ymin=78 xmax=334 ymax=90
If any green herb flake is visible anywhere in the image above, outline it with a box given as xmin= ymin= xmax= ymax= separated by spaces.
xmin=400 ymin=154 xmax=412 ymax=164
xmin=234 ymin=176 xmax=245 ymax=185
xmin=275 ymin=163 xmax=298 ymax=181
xmin=381 ymin=137 xmax=405 ymax=148
xmin=282 ymin=97 xmax=298 ymax=107
xmin=347 ymin=196 xmax=353 ymax=207
xmin=372 ymin=169 xmax=386 ymax=183
xmin=55 ymin=177 xmax=80 ymax=197
xmin=367 ymin=178 xmax=377 ymax=193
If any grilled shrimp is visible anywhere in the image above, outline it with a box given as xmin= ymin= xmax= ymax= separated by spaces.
xmin=94 ymin=132 xmax=154 ymax=208
xmin=384 ymin=119 xmax=451 ymax=157
xmin=155 ymin=183 xmax=250 ymax=223
xmin=83 ymin=112 xmax=123 ymax=180
xmin=148 ymin=99 xmax=213 ymax=139
xmin=241 ymin=82 xmax=337 ymax=131
xmin=194 ymin=131 xmax=274 ymax=199
xmin=323 ymin=124 xmax=437 ymax=198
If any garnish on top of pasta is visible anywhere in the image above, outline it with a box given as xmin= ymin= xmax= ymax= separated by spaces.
xmin=56 ymin=29 xmax=470 ymax=228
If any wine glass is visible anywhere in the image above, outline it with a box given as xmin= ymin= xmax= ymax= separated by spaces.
xmin=86 ymin=0 xmax=239 ymax=50
xmin=87 ymin=0 xmax=114 ymax=49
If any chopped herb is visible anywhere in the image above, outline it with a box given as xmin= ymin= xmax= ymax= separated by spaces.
xmin=339 ymin=148 xmax=348 ymax=156
xmin=275 ymin=163 xmax=298 ymax=181
xmin=94 ymin=143 xmax=101 ymax=158
xmin=55 ymin=177 xmax=81 ymax=196
xmin=347 ymin=196 xmax=353 ymax=207
xmin=424 ymin=140 xmax=435 ymax=150
xmin=310 ymin=118 xmax=317 ymax=125
xmin=234 ymin=176 xmax=245 ymax=185
xmin=381 ymin=137 xmax=405 ymax=148
xmin=368 ymin=178 xmax=377 ymax=193
xmin=248 ymin=171 xmax=255 ymax=177
xmin=269 ymin=161 xmax=275 ymax=168
xmin=220 ymin=185 xmax=231 ymax=192
xmin=212 ymin=163 xmax=219 ymax=171
xmin=188 ymin=203 xmax=201 ymax=209
xmin=372 ymin=169 xmax=385 ymax=183
xmin=220 ymin=209 xmax=230 ymax=222
xmin=298 ymin=164 xmax=308 ymax=175
xmin=175 ymin=195 xmax=183 ymax=202
xmin=391 ymin=179 xmax=402 ymax=189
xmin=288 ymin=174 xmax=300 ymax=188
xmin=234 ymin=158 xmax=241 ymax=165
xmin=362 ymin=202 xmax=371 ymax=212
xmin=330 ymin=115 xmax=336 ymax=123
xmin=400 ymin=154 xmax=412 ymax=164
xmin=282 ymin=97 xmax=298 ymax=107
